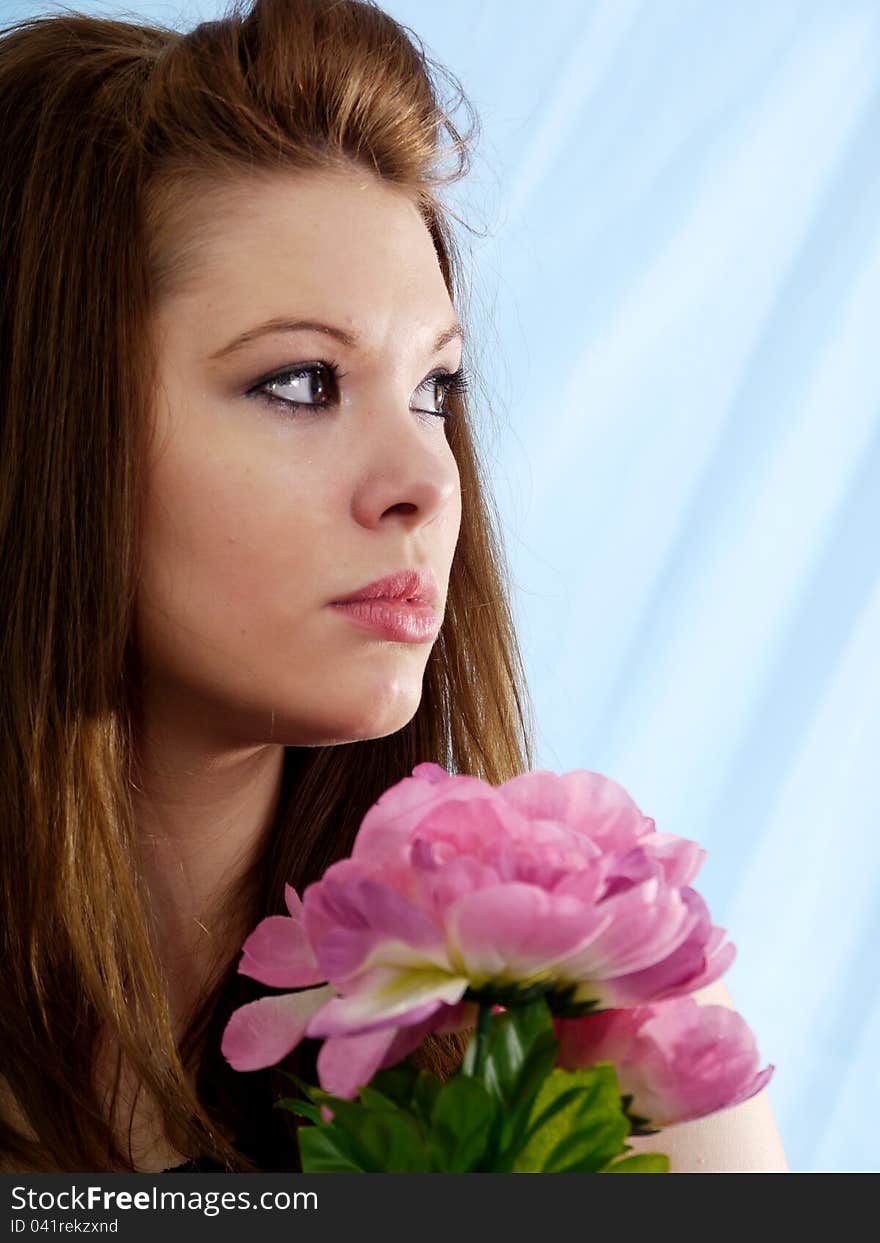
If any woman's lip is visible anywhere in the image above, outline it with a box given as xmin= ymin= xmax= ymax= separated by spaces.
xmin=329 ymin=599 xmax=439 ymax=643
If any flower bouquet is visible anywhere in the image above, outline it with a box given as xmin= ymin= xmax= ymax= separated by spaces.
xmin=221 ymin=763 xmax=773 ymax=1173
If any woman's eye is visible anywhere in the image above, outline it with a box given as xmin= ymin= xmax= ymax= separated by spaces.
xmin=411 ymin=368 xmax=470 ymax=419
xmin=252 ymin=361 xmax=338 ymax=411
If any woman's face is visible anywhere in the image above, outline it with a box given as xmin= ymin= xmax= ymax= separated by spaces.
xmin=135 ymin=167 xmax=463 ymax=749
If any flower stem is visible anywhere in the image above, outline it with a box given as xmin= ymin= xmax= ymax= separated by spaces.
xmin=472 ymin=1002 xmax=493 ymax=1079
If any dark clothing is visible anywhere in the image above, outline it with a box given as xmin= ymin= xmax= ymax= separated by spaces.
xmin=161 ymin=1051 xmax=315 ymax=1173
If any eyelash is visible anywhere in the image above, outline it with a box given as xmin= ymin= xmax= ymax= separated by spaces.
xmin=247 ymin=359 xmax=469 ymax=421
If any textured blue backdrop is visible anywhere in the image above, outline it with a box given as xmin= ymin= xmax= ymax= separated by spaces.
xmin=2 ymin=0 xmax=877 ymax=1173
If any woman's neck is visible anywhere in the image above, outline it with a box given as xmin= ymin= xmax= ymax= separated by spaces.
xmin=131 ymin=722 xmax=285 ymax=1017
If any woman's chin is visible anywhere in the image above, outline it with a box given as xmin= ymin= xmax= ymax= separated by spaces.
xmin=272 ymin=691 xmax=423 ymax=747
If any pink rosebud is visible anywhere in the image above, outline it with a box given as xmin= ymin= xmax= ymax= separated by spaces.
xmin=554 ymin=995 xmax=775 ymax=1128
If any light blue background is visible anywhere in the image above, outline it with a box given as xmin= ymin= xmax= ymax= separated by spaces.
xmin=3 ymin=0 xmax=877 ymax=1174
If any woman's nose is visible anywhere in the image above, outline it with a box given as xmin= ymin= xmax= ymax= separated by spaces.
xmin=347 ymin=399 xmax=460 ymax=531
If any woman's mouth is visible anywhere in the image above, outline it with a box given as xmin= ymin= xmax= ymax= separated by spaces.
xmin=329 ymin=598 xmax=439 ymax=643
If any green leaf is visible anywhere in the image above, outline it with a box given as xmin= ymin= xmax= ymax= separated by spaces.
xmin=465 ymin=998 xmax=556 ymax=1106
xmin=287 ymin=1096 xmax=384 ymax=1170
xmin=495 ymin=1029 xmax=562 ymax=1163
xmin=428 ymin=1075 xmax=497 ymax=1172
xmin=281 ymin=1072 xmax=436 ymax=1172
xmin=319 ymin=1095 xmax=432 ymax=1172
xmin=601 ymin=1152 xmax=671 ymax=1173
xmin=517 ymin=1082 xmax=600 ymax=1150
xmin=295 ymin=1085 xmax=364 ymax=1114
xmin=308 ymin=1112 xmax=383 ymax=1171
xmin=368 ymin=1111 xmax=434 ymax=1172
xmin=275 ymin=1063 xmax=444 ymax=1172
xmin=297 ymin=1126 xmax=367 ymax=1173
xmin=368 ymin=1065 xmax=421 ymax=1109
xmin=463 ymin=1001 xmax=561 ymax=1168
xmin=513 ymin=1063 xmax=630 ymax=1173
xmin=356 ymin=1084 xmax=409 ymax=1115
xmin=274 ymin=1095 xmax=326 ymax=1126
xmin=276 ymin=1069 xmax=322 ymax=1098
xmin=411 ymin=1071 xmax=443 ymax=1128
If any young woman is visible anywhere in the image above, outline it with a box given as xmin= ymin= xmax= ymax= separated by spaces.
xmin=0 ymin=0 xmax=787 ymax=1173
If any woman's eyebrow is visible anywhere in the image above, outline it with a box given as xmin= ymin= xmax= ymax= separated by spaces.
xmin=208 ymin=318 xmax=464 ymax=360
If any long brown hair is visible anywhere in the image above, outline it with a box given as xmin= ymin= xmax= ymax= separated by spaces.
xmin=0 ymin=0 xmax=535 ymax=1172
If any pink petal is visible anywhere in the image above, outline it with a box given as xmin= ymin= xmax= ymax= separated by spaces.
xmin=410 ymin=762 xmax=451 ymax=784
xmin=600 ymin=847 xmax=660 ymax=899
xmin=316 ymin=1027 xmax=404 ymax=1100
xmin=444 ymin=882 xmax=612 ymax=980
xmin=430 ymin=998 xmax=479 ymax=1033
xmin=597 ymin=888 xmax=735 ymax=1006
xmin=412 ymin=855 xmax=502 ymax=919
xmin=220 ymin=984 xmax=334 ymax=1071
xmin=351 ymin=770 xmax=499 ymax=869
xmin=557 ymin=879 xmax=698 ymax=991
xmin=238 ymin=912 xmax=324 ymax=989
xmin=638 ymin=834 xmax=707 ymax=888
xmin=671 ymin=938 xmax=737 ymax=997
xmin=305 ymin=874 xmax=445 ymax=980
xmin=305 ymin=963 xmax=469 ymax=1037
xmin=316 ymin=1014 xmax=444 ymax=1100
xmin=727 ymin=1063 xmax=776 ymax=1107
xmin=308 ymin=994 xmax=447 ymax=1039
xmin=284 ymin=882 xmax=305 ymax=919
xmin=551 ymin=862 xmax=608 ymax=907
xmin=315 ymin=989 xmax=469 ymax=1100
xmin=406 ymin=796 xmax=530 ymax=865
xmin=498 ymin=768 xmax=654 ymax=851
xmin=554 ymin=1008 xmax=641 ymax=1071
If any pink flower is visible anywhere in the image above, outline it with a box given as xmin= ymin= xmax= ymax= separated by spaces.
xmin=222 ymin=763 xmax=734 ymax=1099
xmin=302 ymin=763 xmax=732 ymax=1029
xmin=220 ymin=884 xmax=476 ymax=1098
xmin=553 ymin=995 xmax=775 ymax=1128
